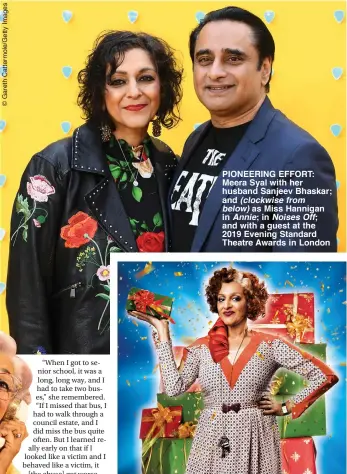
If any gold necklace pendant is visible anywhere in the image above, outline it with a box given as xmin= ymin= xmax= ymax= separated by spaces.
xmin=117 ymin=139 xmax=140 ymax=186
xmin=131 ymin=145 xmax=144 ymax=159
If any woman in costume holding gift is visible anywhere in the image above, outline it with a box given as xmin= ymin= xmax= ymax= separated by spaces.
xmin=7 ymin=30 xmax=183 ymax=354
xmin=130 ymin=266 xmax=338 ymax=474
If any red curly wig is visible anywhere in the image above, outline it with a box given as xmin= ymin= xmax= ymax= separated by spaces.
xmin=205 ymin=266 xmax=268 ymax=320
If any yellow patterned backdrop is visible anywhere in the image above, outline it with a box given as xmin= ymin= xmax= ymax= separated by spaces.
xmin=0 ymin=1 xmax=346 ymax=332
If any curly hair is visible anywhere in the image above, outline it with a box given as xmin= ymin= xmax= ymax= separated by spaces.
xmin=205 ymin=266 xmax=268 ymax=320
xmin=77 ymin=30 xmax=183 ymax=130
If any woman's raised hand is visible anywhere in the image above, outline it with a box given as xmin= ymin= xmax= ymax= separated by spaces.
xmin=0 ymin=420 xmax=28 ymax=474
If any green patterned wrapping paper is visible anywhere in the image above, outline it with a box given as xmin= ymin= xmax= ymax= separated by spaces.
xmin=157 ymin=392 xmax=204 ymax=423
xmin=272 ymin=344 xmax=326 ymax=396
xmin=142 ymin=438 xmax=193 ymax=474
xmin=275 ymin=394 xmax=326 ymax=438
xmin=126 ymin=287 xmax=174 ymax=321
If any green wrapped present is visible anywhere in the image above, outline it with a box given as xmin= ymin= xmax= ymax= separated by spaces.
xmin=157 ymin=392 xmax=204 ymax=423
xmin=142 ymin=438 xmax=193 ymax=474
xmin=126 ymin=287 xmax=175 ymax=323
xmin=271 ymin=344 xmax=326 ymax=395
xmin=275 ymin=394 xmax=326 ymax=438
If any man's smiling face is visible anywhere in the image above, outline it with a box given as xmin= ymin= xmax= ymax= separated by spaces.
xmin=193 ymin=20 xmax=271 ymax=120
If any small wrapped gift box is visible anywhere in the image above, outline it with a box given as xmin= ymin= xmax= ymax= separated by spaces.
xmin=126 ymin=287 xmax=175 ymax=323
xmin=280 ymin=437 xmax=317 ymax=474
xmin=139 ymin=403 xmax=182 ymax=440
xmin=251 ymin=293 xmax=314 ymax=343
xmin=157 ymin=392 xmax=204 ymax=423
xmin=271 ymin=343 xmax=326 ymax=395
xmin=142 ymin=438 xmax=193 ymax=474
xmin=159 ymin=346 xmax=202 ymax=393
xmin=275 ymin=395 xmax=326 ymax=438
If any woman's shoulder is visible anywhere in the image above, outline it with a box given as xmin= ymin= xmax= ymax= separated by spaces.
xmin=23 ymin=136 xmax=73 ymax=182
xmin=251 ymin=329 xmax=277 ymax=340
xmin=32 ymin=122 xmax=101 ymax=171
xmin=37 ymin=135 xmax=73 ymax=164
xmin=186 ymin=335 xmax=210 ymax=350
xmin=150 ymin=137 xmax=178 ymax=162
xmin=251 ymin=330 xmax=296 ymax=348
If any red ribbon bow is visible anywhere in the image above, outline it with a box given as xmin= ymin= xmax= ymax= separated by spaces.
xmin=129 ymin=290 xmax=175 ymax=323
xmin=208 ymin=318 xmax=229 ymax=363
xmin=131 ymin=290 xmax=162 ymax=313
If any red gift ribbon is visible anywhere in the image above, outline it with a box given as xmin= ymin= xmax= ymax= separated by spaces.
xmin=142 ymin=403 xmax=181 ymax=457
xmin=256 ymin=294 xmax=313 ymax=342
xmin=129 ymin=289 xmax=175 ymax=323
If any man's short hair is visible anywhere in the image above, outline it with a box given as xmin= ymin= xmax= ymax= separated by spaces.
xmin=189 ymin=6 xmax=275 ymax=92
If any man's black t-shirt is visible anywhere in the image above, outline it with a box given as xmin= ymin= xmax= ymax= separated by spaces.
xmin=170 ymin=122 xmax=250 ymax=251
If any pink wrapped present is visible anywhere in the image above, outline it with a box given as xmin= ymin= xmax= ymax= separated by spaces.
xmin=281 ymin=437 xmax=317 ymax=473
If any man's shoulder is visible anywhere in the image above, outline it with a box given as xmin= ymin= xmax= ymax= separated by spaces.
xmin=181 ymin=109 xmax=327 ymax=158
xmin=181 ymin=122 xmax=210 ymax=157
xmin=186 ymin=121 xmax=210 ymax=138
xmin=271 ymin=108 xmax=324 ymax=150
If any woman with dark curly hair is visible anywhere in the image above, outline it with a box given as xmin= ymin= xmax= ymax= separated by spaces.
xmin=7 ymin=31 xmax=183 ymax=354
xmin=130 ymin=266 xmax=338 ymax=473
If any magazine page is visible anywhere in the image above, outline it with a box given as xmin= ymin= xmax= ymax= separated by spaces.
xmin=0 ymin=1 xmax=345 ymax=474
xmin=116 ymin=255 xmax=346 ymax=474
xmin=13 ymin=354 xmax=116 ymax=474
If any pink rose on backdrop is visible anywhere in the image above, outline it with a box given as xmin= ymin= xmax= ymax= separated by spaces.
xmin=27 ymin=175 xmax=55 ymax=202
xmin=33 ymin=219 xmax=41 ymax=228
xmin=97 ymin=265 xmax=110 ymax=281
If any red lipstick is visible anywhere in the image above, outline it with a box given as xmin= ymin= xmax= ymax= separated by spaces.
xmin=124 ymin=104 xmax=147 ymax=111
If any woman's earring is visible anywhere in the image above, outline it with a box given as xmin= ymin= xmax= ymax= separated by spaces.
xmin=152 ymin=117 xmax=161 ymax=137
xmin=100 ymin=124 xmax=112 ymax=142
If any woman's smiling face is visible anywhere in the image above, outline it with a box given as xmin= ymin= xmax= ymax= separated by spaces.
xmin=217 ymin=281 xmax=247 ymax=327
xmin=104 ymin=48 xmax=161 ymax=134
